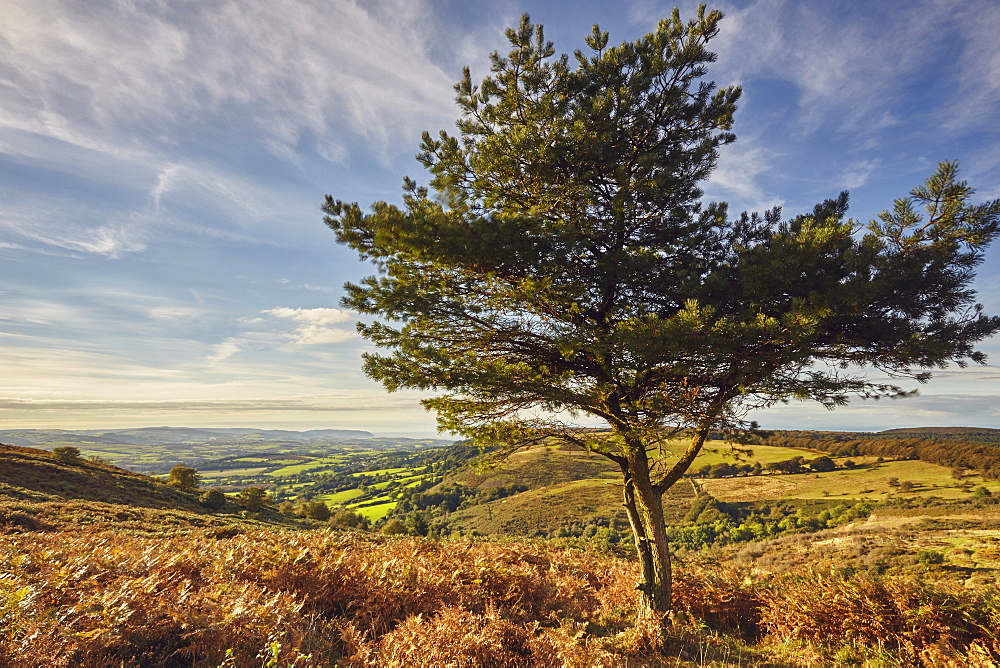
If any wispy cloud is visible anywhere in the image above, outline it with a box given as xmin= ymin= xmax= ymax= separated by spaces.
xmin=207 ymin=308 xmax=358 ymax=362
xmin=150 ymin=163 xmax=180 ymax=214
xmin=839 ymin=159 xmax=880 ymax=191
xmin=944 ymin=4 xmax=1000 ymax=132
xmin=704 ymin=138 xmax=783 ymax=212
xmin=0 ymin=201 xmax=149 ymax=258
xmin=147 ymin=306 xmax=203 ymax=321
xmin=0 ymin=0 xmax=456 ymax=161
xmin=279 ymin=279 xmax=335 ymax=293
xmin=712 ymin=0 xmax=947 ymax=135
xmin=265 ymin=307 xmax=358 ymax=345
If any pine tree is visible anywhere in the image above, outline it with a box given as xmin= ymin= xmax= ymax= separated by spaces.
xmin=325 ymin=6 xmax=1000 ymax=619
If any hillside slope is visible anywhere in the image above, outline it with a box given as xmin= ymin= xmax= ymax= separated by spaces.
xmin=0 ymin=443 xmax=243 ymax=533
xmin=0 ymin=443 xmax=201 ymax=508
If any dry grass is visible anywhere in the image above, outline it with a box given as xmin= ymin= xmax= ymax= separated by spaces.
xmin=0 ymin=530 xmax=648 ymax=666
xmin=3 ymin=527 xmax=1000 ymax=666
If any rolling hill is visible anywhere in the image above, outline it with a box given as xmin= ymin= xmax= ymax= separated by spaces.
xmin=0 ymin=443 xmax=251 ymax=533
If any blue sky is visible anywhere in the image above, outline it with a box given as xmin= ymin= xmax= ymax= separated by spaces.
xmin=2 ymin=0 xmax=1000 ymax=436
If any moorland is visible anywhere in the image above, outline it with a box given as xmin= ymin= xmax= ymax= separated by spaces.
xmin=2 ymin=426 xmax=1000 ymax=666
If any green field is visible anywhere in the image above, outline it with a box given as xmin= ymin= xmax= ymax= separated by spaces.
xmin=699 ymin=458 xmax=1000 ymax=503
xmin=198 ymin=467 xmax=270 ymax=479
xmin=351 ymin=466 xmax=411 ymax=477
xmin=353 ymin=501 xmax=397 ymax=521
xmin=688 ymin=440 xmax=825 ymax=465
xmin=267 ymin=458 xmax=343 ymax=477
xmin=314 ymin=489 xmax=366 ymax=505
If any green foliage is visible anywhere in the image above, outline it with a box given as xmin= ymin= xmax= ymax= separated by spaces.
xmin=301 ymin=499 xmax=331 ymax=521
xmin=916 ymin=549 xmax=946 ymax=565
xmin=51 ymin=446 xmax=81 ymax=464
xmin=199 ymin=488 xmax=227 ymax=511
xmin=324 ymin=5 xmax=1000 ymax=616
xmin=670 ymin=493 xmax=879 ymax=550
xmin=327 ymin=508 xmax=369 ymax=530
xmin=166 ymin=465 xmax=200 ymax=491
xmin=381 ymin=518 xmax=408 ymax=535
xmin=809 ymin=456 xmax=837 ymax=473
xmin=234 ymin=487 xmax=271 ymax=514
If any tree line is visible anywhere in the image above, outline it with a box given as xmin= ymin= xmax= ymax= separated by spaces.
xmin=746 ymin=432 xmax=1000 ymax=480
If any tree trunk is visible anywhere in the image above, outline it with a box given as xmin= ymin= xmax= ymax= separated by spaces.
xmin=617 ymin=425 xmax=715 ymax=621
xmin=620 ymin=445 xmax=673 ymax=620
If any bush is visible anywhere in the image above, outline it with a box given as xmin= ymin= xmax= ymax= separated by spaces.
xmin=303 ymin=500 xmax=331 ymax=521
xmin=328 ymin=508 xmax=369 ymax=530
xmin=166 ymin=465 xmax=200 ymax=491
xmin=199 ymin=489 xmax=227 ymax=511
xmin=381 ymin=518 xmax=408 ymax=535
xmin=52 ymin=446 xmax=81 ymax=465
xmin=809 ymin=456 xmax=837 ymax=473
xmin=915 ymin=550 xmax=945 ymax=565
xmin=234 ymin=487 xmax=271 ymax=514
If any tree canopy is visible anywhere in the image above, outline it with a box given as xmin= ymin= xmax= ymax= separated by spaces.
xmin=166 ymin=465 xmax=200 ymax=492
xmin=324 ymin=6 xmax=1000 ymax=617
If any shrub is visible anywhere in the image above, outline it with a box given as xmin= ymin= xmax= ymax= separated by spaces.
xmin=199 ymin=489 xmax=227 ymax=511
xmin=916 ymin=550 xmax=945 ymax=565
xmin=303 ymin=501 xmax=331 ymax=522
xmin=328 ymin=508 xmax=369 ymax=530
xmin=166 ymin=465 xmax=200 ymax=491
xmin=52 ymin=446 xmax=81 ymax=465
xmin=809 ymin=456 xmax=837 ymax=473
xmin=381 ymin=518 xmax=408 ymax=535
xmin=234 ymin=487 xmax=271 ymax=514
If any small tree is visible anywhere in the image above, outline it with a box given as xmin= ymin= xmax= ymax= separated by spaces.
xmin=199 ymin=488 xmax=227 ymax=511
xmin=381 ymin=518 xmax=409 ymax=535
xmin=235 ymin=487 xmax=271 ymax=515
xmin=328 ymin=508 xmax=370 ymax=530
xmin=166 ymin=465 xmax=200 ymax=491
xmin=52 ymin=446 xmax=82 ymax=465
xmin=303 ymin=500 xmax=332 ymax=521
xmin=325 ymin=7 xmax=1000 ymax=619
xmin=809 ymin=456 xmax=837 ymax=473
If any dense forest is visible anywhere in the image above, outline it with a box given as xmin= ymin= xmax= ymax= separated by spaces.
xmin=742 ymin=429 xmax=1000 ymax=479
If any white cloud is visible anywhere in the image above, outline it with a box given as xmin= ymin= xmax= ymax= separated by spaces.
xmin=704 ymin=138 xmax=783 ymax=212
xmin=150 ymin=163 xmax=180 ymax=213
xmin=1 ymin=202 xmax=148 ymax=258
xmin=148 ymin=306 xmax=203 ymax=321
xmin=209 ymin=338 xmax=245 ymax=362
xmin=266 ymin=307 xmax=353 ymax=326
xmin=265 ymin=307 xmax=358 ymax=345
xmin=840 ymin=159 xmax=879 ymax=191
xmin=711 ymin=0 xmax=948 ymax=134
xmin=0 ymin=0 xmax=456 ymax=161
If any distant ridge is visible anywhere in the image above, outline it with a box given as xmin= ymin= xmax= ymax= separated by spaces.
xmin=0 ymin=426 xmax=376 ymax=448
xmin=879 ymin=427 xmax=1000 ymax=435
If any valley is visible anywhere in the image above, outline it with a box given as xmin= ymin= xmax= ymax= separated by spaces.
xmin=3 ymin=426 xmax=1000 ymax=665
